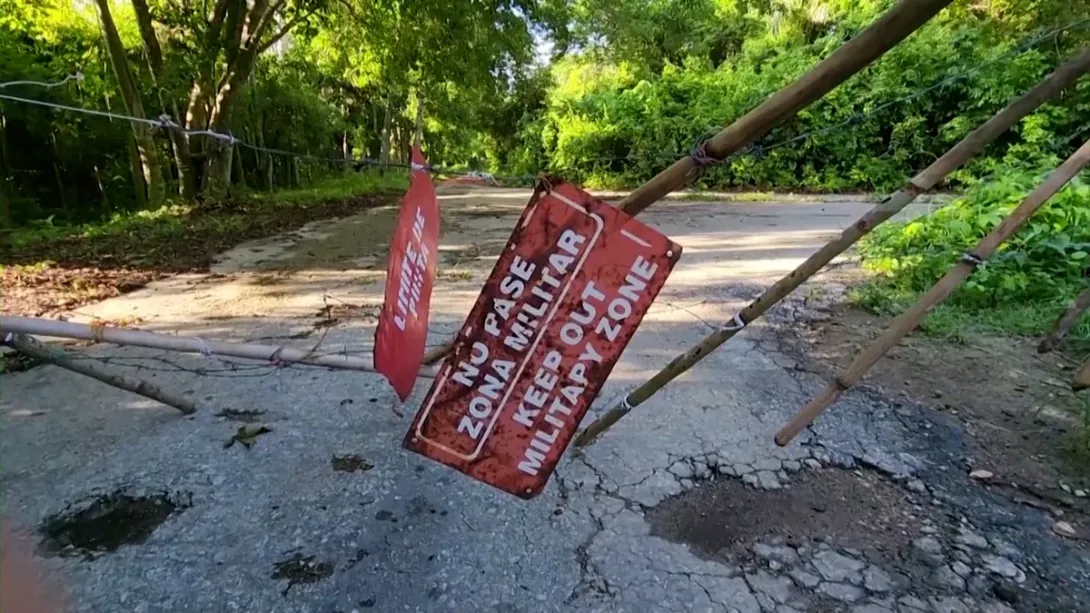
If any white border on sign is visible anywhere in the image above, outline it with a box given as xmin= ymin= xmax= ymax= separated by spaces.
xmin=414 ymin=191 xmax=605 ymax=461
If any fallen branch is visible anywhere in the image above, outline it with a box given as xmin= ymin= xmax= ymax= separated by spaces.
xmin=572 ymin=49 xmax=1090 ymax=448
xmin=1038 ymin=286 xmax=1090 ymax=353
xmin=4 ymin=333 xmax=196 ymax=414
xmin=0 ymin=315 xmax=433 ymax=376
xmin=775 ymin=136 xmax=1090 ymax=446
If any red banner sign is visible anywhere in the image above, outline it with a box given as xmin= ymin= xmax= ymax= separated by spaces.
xmin=403 ymin=181 xmax=681 ymax=498
xmin=374 ymin=145 xmax=440 ymax=400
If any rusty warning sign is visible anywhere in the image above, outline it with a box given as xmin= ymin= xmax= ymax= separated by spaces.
xmin=403 ymin=180 xmax=681 ymax=498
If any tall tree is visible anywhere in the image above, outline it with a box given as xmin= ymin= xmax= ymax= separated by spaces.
xmin=134 ymin=0 xmax=324 ymax=198
xmin=94 ymin=0 xmax=165 ymax=206
xmin=130 ymin=0 xmax=196 ymax=200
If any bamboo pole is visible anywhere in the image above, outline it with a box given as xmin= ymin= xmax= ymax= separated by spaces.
xmin=419 ymin=0 xmax=956 ymax=368
xmin=0 ymin=316 xmax=432 ymax=375
xmin=572 ymin=50 xmax=1090 ymax=448
xmin=1038 ymin=286 xmax=1090 ymax=353
xmin=5 ymin=333 xmax=196 ymax=414
xmin=1075 ymin=359 xmax=1090 ymax=391
xmin=775 ymin=137 xmax=1090 ymax=446
xmin=421 ymin=343 xmax=450 ymax=366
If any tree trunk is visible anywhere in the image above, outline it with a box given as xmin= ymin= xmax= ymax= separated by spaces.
xmin=414 ymin=96 xmax=424 ymax=148
xmin=94 ymin=0 xmax=165 ymax=207
xmin=93 ymin=164 xmax=110 ymax=211
xmin=379 ymin=104 xmax=393 ymax=172
xmin=126 ymin=133 xmax=148 ymax=209
xmin=232 ymin=144 xmax=246 ymax=187
xmin=50 ymin=133 xmax=71 ymax=220
xmin=256 ymin=121 xmax=274 ymax=189
xmin=131 ymin=0 xmax=196 ymax=201
xmin=202 ymin=61 xmax=258 ymax=198
xmin=0 ymin=113 xmax=12 ymax=256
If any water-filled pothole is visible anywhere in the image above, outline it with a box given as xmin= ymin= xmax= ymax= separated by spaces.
xmin=39 ymin=490 xmax=189 ymax=557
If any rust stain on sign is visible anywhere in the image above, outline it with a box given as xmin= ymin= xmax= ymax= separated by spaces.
xmin=403 ymin=180 xmax=682 ymax=498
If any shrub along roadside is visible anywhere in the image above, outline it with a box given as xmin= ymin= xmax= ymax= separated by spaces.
xmin=1 ymin=171 xmax=406 ymax=317
xmin=853 ymin=164 xmax=1090 ymax=458
xmin=853 ymin=164 xmax=1090 ymax=351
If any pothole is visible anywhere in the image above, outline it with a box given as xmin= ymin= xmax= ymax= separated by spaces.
xmin=331 ymin=454 xmax=374 ymax=473
xmin=215 ymin=408 xmax=266 ymax=422
xmin=649 ymin=467 xmax=920 ymax=560
xmin=39 ymin=489 xmax=189 ymax=557
xmin=271 ymin=553 xmax=334 ymax=595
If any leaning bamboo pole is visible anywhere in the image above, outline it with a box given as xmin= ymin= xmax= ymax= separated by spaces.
xmin=1075 ymin=359 xmax=1090 ymax=391
xmin=1038 ymin=286 xmax=1090 ymax=353
xmin=5 ymin=333 xmax=196 ymax=414
xmin=0 ymin=316 xmax=432 ymax=375
xmin=775 ymin=137 xmax=1090 ymax=446
xmin=572 ymin=50 xmax=1090 ymax=448
xmin=421 ymin=0 xmax=956 ymax=367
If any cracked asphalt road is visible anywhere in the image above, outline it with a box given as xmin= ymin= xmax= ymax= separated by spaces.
xmin=2 ymin=188 xmax=1086 ymax=612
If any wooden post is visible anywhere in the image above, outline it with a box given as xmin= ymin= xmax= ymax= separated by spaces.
xmin=421 ymin=0 xmax=957 ymax=368
xmin=1038 ymin=286 xmax=1090 ymax=353
xmin=5 ymin=333 xmax=196 ymax=414
xmin=775 ymin=137 xmax=1090 ymax=447
xmin=1075 ymin=359 xmax=1090 ymax=391
xmin=572 ymin=49 xmax=1090 ymax=448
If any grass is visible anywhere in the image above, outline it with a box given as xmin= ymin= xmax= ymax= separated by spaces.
xmin=850 ymin=279 xmax=1090 ymax=464
xmin=7 ymin=171 xmax=406 ymax=254
xmin=663 ymin=190 xmax=825 ymax=203
xmin=848 ymin=282 xmax=1090 ymax=353
xmin=2 ymin=171 xmax=406 ymax=316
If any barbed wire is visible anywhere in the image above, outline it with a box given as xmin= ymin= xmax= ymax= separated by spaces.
xmin=0 ymin=73 xmax=84 ymax=90
xmin=0 ymin=88 xmax=538 ymax=185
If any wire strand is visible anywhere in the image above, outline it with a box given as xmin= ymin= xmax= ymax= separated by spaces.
xmin=0 ymin=73 xmax=83 ymax=90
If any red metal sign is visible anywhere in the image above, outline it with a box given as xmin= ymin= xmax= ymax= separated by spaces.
xmin=403 ymin=180 xmax=681 ymax=498
xmin=374 ymin=145 xmax=440 ymax=400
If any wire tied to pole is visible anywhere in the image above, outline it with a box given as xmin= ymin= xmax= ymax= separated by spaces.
xmin=960 ymin=252 xmax=986 ymax=267
xmin=689 ymin=129 xmax=723 ymax=173
xmin=721 ymin=313 xmax=746 ymax=333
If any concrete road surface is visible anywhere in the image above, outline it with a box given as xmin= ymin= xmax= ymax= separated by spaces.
xmin=3 ymin=189 xmax=1086 ymax=613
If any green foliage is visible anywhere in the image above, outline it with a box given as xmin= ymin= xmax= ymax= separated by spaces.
xmin=6 ymin=170 xmax=405 ymax=267
xmin=4 ymin=0 xmax=1090 ymax=228
xmin=854 ymin=165 xmax=1090 ymax=344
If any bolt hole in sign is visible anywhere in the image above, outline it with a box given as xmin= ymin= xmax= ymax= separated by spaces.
xmin=373 ymin=145 xmax=440 ymax=400
xmin=403 ymin=180 xmax=681 ymax=498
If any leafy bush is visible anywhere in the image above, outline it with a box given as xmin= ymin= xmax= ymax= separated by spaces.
xmin=855 ymin=166 xmax=1090 ymax=343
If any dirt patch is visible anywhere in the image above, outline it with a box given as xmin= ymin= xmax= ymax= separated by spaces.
xmin=649 ymin=468 xmax=919 ymax=560
xmin=0 ymin=350 xmax=42 ymax=373
xmin=2 ymin=266 xmax=161 ymax=317
xmin=39 ymin=490 xmax=187 ymax=557
xmin=331 ymin=454 xmax=375 ymax=473
xmin=788 ymin=303 xmax=1090 ymax=513
xmin=215 ymin=408 xmax=267 ymax=423
xmin=271 ymin=553 xmax=334 ymax=595
xmin=4 ymin=192 xmax=398 ymax=316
